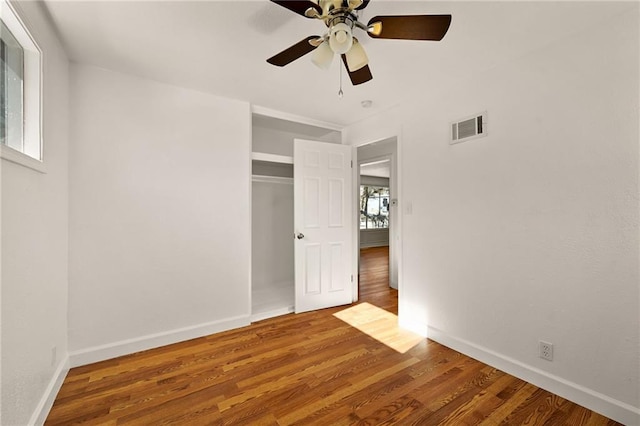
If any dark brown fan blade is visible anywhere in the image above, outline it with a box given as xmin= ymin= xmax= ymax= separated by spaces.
xmin=341 ymin=55 xmax=373 ymax=85
xmin=270 ymin=0 xmax=322 ymax=18
xmin=367 ymin=15 xmax=452 ymax=41
xmin=356 ymin=0 xmax=370 ymax=10
xmin=267 ymin=36 xmax=321 ymax=67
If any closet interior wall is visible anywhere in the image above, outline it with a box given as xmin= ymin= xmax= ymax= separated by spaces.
xmin=251 ymin=161 xmax=294 ymax=320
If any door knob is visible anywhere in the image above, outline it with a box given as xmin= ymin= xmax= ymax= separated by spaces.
xmin=296 ymin=233 xmax=305 ymax=240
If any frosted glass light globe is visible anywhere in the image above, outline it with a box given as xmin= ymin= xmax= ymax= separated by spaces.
xmin=329 ymin=22 xmax=353 ymax=55
xmin=311 ymin=40 xmax=334 ymax=70
xmin=345 ymin=38 xmax=368 ymax=72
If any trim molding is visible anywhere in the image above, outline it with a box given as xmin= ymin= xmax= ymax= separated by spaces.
xmin=69 ymin=315 xmax=251 ymax=368
xmin=251 ymin=152 xmax=293 ymax=164
xmin=251 ymin=306 xmax=295 ymax=323
xmin=426 ymin=325 xmax=640 ymax=426
xmin=252 ymin=174 xmax=293 ymax=185
xmin=359 ymin=241 xmax=390 ymax=249
xmin=1 ymin=144 xmax=47 ymax=174
xmin=29 ymin=356 xmax=69 ymax=426
xmin=251 ymin=105 xmax=343 ymax=132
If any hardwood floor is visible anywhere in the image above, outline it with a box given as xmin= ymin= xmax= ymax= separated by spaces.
xmin=46 ymin=246 xmax=620 ymax=425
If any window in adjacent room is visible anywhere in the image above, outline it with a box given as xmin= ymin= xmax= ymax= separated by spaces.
xmin=0 ymin=0 xmax=42 ymax=167
xmin=360 ymin=185 xmax=389 ymax=229
xmin=1 ymin=18 xmax=23 ymax=151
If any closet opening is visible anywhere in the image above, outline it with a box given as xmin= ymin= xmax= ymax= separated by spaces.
xmin=250 ymin=111 xmax=343 ymax=322
xmin=251 ymin=160 xmax=294 ymax=321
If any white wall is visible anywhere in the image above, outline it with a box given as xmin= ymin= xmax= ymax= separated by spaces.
xmin=1 ymin=2 xmax=69 ymax=424
xmin=252 ymin=121 xmax=341 ymax=157
xmin=359 ymin=229 xmax=389 ymax=248
xmin=68 ymin=64 xmax=252 ymax=364
xmin=346 ymin=7 xmax=639 ymax=425
xmin=360 ymin=175 xmax=389 ymax=187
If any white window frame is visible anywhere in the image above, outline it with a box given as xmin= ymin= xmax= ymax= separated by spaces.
xmin=0 ymin=0 xmax=44 ymax=173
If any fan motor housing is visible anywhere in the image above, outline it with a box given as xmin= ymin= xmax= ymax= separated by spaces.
xmin=319 ymin=0 xmax=348 ymax=15
xmin=319 ymin=0 xmax=358 ymax=27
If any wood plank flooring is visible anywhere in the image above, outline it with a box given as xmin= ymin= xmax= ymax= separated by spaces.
xmin=46 ymin=246 xmax=621 ymax=425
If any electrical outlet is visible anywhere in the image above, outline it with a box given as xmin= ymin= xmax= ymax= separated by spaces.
xmin=51 ymin=346 xmax=57 ymax=367
xmin=539 ymin=341 xmax=553 ymax=361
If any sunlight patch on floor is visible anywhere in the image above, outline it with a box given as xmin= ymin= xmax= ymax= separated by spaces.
xmin=333 ymin=303 xmax=424 ymax=353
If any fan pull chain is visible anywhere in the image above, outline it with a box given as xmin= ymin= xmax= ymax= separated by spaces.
xmin=338 ymin=62 xmax=344 ymax=99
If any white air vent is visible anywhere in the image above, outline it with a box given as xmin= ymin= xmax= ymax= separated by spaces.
xmin=450 ymin=112 xmax=487 ymax=144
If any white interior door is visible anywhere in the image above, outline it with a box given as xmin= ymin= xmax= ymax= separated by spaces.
xmin=294 ymin=139 xmax=353 ymax=313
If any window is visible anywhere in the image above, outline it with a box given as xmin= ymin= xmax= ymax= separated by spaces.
xmin=0 ymin=0 xmax=42 ymax=168
xmin=1 ymin=19 xmax=23 ymax=150
xmin=360 ymin=185 xmax=389 ymax=229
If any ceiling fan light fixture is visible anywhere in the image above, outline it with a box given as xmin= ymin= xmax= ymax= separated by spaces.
xmin=329 ymin=22 xmax=353 ymax=54
xmin=345 ymin=38 xmax=368 ymax=72
xmin=311 ymin=40 xmax=334 ymax=70
xmin=304 ymin=7 xmax=321 ymax=18
xmin=268 ymin=1 xmax=453 ymax=87
xmin=367 ymin=21 xmax=382 ymax=36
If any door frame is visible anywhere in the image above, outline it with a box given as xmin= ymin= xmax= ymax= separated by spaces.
xmin=249 ymin=106 xmax=345 ymax=319
xmin=358 ymin=154 xmax=394 ymax=286
xmin=351 ymin=135 xmax=402 ymax=303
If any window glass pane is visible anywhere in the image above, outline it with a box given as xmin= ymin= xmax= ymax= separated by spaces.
xmin=359 ymin=185 xmax=390 ymax=229
xmin=0 ymin=18 xmax=24 ymax=151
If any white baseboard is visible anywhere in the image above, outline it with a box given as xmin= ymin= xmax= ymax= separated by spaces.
xmin=251 ymin=306 xmax=294 ymax=322
xmin=426 ymin=325 xmax=640 ymax=426
xmin=29 ymin=356 xmax=70 ymax=426
xmin=359 ymin=242 xmax=389 ymax=249
xmin=69 ymin=315 xmax=251 ymax=368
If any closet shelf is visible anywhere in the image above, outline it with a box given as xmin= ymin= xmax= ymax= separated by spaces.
xmin=252 ymin=174 xmax=293 ymax=184
xmin=252 ymin=152 xmax=293 ymax=164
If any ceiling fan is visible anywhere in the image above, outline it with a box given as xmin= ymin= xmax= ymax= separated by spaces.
xmin=266 ymin=0 xmax=452 ymax=86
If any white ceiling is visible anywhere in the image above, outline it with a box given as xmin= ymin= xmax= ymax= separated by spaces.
xmin=43 ymin=1 xmax=633 ymax=127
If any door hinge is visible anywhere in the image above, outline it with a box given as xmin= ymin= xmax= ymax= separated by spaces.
xmin=351 ymin=274 xmax=353 ymax=282
xmin=350 ymin=160 xmax=353 ymax=168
